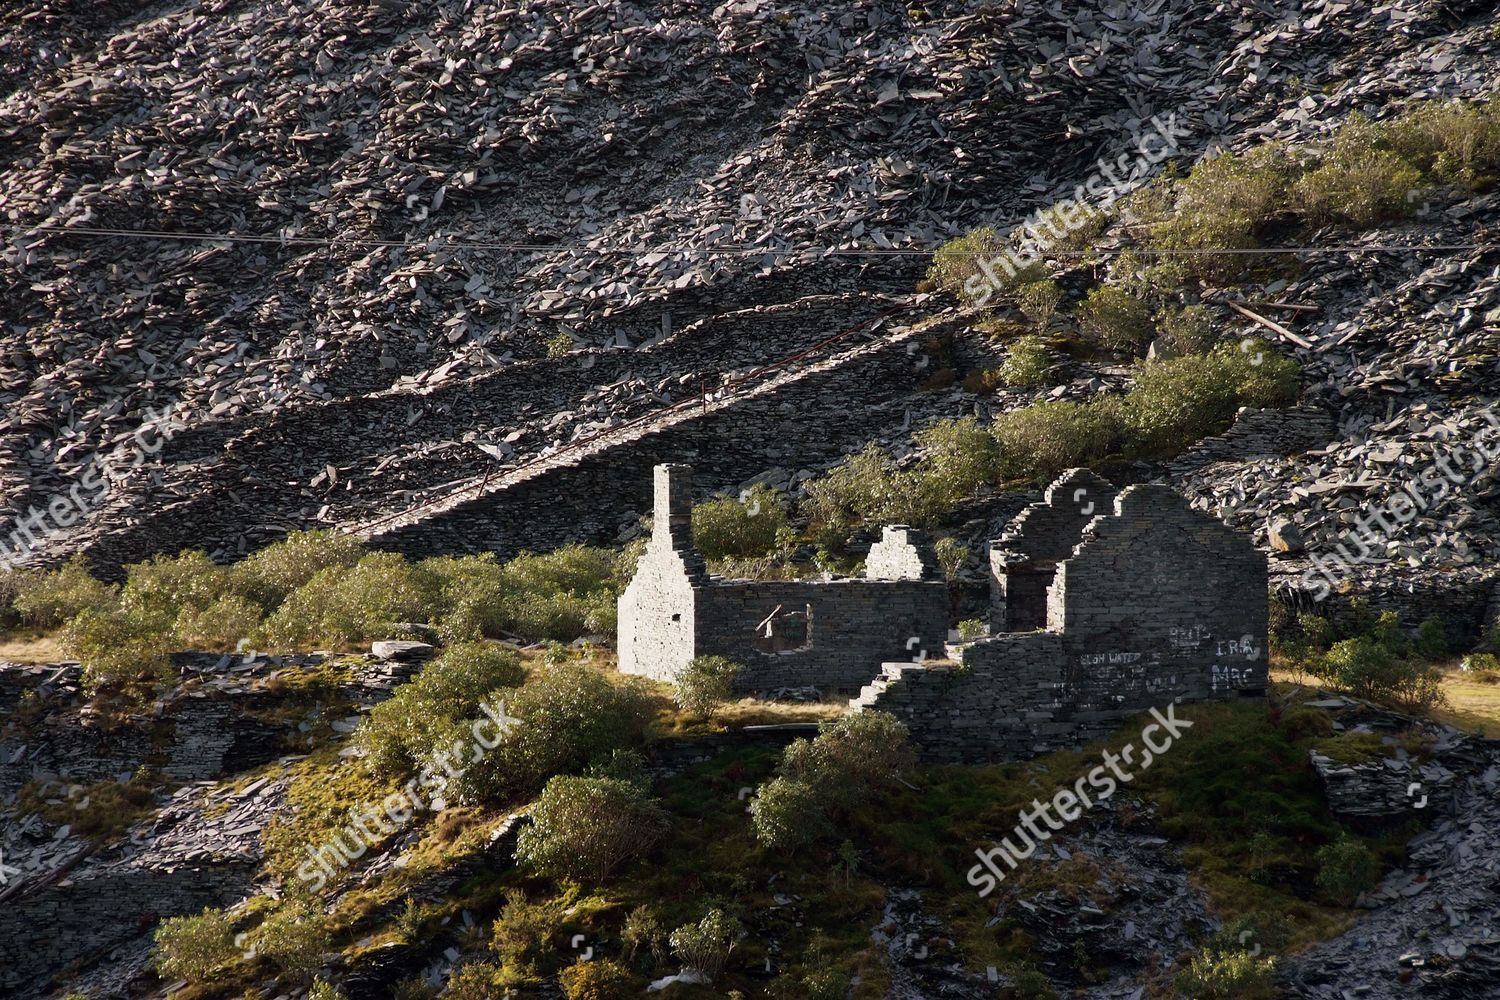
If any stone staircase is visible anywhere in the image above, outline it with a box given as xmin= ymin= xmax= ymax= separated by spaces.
xmin=850 ymin=660 xmax=928 ymax=711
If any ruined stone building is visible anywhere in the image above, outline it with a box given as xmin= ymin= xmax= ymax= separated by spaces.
xmin=617 ymin=464 xmax=949 ymax=691
xmin=618 ymin=464 xmax=1268 ymax=761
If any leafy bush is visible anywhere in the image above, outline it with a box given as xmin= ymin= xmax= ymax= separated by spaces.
xmin=308 ymin=979 xmax=348 ymax=1000
xmin=174 ymin=594 xmax=264 ymax=649
xmin=1315 ymin=833 xmax=1380 ymax=905
xmin=1076 ymin=286 xmax=1154 ymax=351
xmin=252 ymin=901 xmax=332 ymax=979
xmin=990 ymin=400 xmax=1119 ymax=481
xmin=800 ymin=444 xmax=952 ymax=529
xmin=925 ymin=227 xmax=1041 ymax=308
xmin=449 ymin=665 xmax=653 ymax=804
xmin=748 ymin=775 xmax=830 ymax=849
xmin=547 ymin=331 xmax=575 ymax=357
xmin=622 ymin=905 xmax=667 ymax=965
xmin=11 ymin=554 xmax=118 ymax=627
xmin=673 ymin=654 xmax=740 ymax=718
xmin=1294 ymin=118 xmax=1423 ymax=227
xmin=1413 ymin=615 xmax=1447 ymax=659
xmin=153 ymin=906 xmax=240 ymax=982
xmin=692 ymin=485 xmax=788 ymax=560
xmin=998 ymin=335 xmax=1053 ymax=386
xmin=913 ymin=417 xmax=1002 ymax=508
xmin=259 ymin=551 xmax=432 ymax=648
xmin=560 ymin=960 xmax=632 ymax=1000
xmin=750 ymin=712 xmax=914 ymax=849
xmin=359 ymin=641 xmax=526 ymax=776
xmin=1014 ymin=279 xmax=1062 ymax=329
xmin=957 ymin=618 xmax=986 ymax=640
xmin=1130 ymin=144 xmax=1294 ymax=281
xmin=1155 ymin=304 xmax=1221 ymax=354
xmin=516 ymin=775 xmax=668 ymax=881
xmin=493 ymin=545 xmax=621 ymax=640
xmin=230 ymin=530 xmax=364 ymax=611
xmin=1120 ymin=340 xmax=1299 ymax=454
xmin=668 ymin=908 xmax=742 ymax=980
xmin=934 ymin=537 xmax=969 ymax=582
xmin=490 ymin=890 xmax=561 ymax=975
xmin=60 ymin=607 xmax=175 ymax=693
xmin=1385 ymin=99 xmax=1500 ymax=190
xmin=1173 ymin=944 xmax=1277 ymax=1000
xmin=119 ymin=550 xmax=230 ymax=629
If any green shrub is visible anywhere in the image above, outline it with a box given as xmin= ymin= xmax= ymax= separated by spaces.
xmin=445 ymin=962 xmax=508 ymax=1000
xmin=308 ymin=979 xmax=348 ymax=1000
xmin=1385 ymin=99 xmax=1500 ymax=190
xmin=516 ymin=775 xmax=668 ymax=881
xmin=750 ymin=712 xmax=914 ymax=848
xmin=934 ymin=537 xmax=968 ymax=582
xmin=11 ymin=554 xmax=118 ymax=628
xmin=990 ymin=400 xmax=1119 ymax=481
xmin=692 ymin=485 xmax=788 ymax=560
xmin=1314 ymin=833 xmax=1380 ymax=905
xmin=490 ymin=890 xmax=561 ymax=975
xmin=230 ymin=530 xmax=364 ymax=611
xmin=153 ymin=906 xmax=240 ymax=983
xmin=119 ymin=550 xmax=230 ymax=629
xmin=622 ymin=905 xmax=667 ymax=965
xmin=59 ymin=607 xmax=175 ymax=694
xmin=259 ymin=551 xmax=432 ymax=648
xmin=674 ymin=654 xmax=740 ymax=718
xmin=913 ymin=417 xmax=1002 ymax=507
xmin=998 ymin=335 xmax=1053 ymax=386
xmin=359 ymin=641 xmax=526 ymax=776
xmin=1294 ymin=119 xmax=1423 ymax=227
xmin=560 ymin=959 xmax=632 ymax=1000
xmin=1132 ymin=144 xmax=1293 ymax=281
xmin=174 ymin=594 xmax=264 ymax=649
xmin=495 ymin=545 xmax=621 ymax=640
xmin=1413 ymin=615 xmax=1447 ymax=659
xmin=1172 ymin=944 xmax=1276 ymax=1000
xmin=449 ymin=664 xmax=653 ymax=804
xmin=1121 ymin=340 xmax=1299 ymax=454
xmin=1014 ymin=279 xmax=1062 ymax=329
xmin=1076 ymin=286 xmax=1154 ymax=351
xmin=1310 ymin=635 xmax=1446 ymax=711
xmin=800 ymin=444 xmax=952 ymax=529
xmin=926 ymin=227 xmax=1041 ymax=307
xmin=668 ymin=908 xmax=742 ymax=980
xmin=748 ymin=775 xmax=830 ymax=850
xmin=1155 ymin=304 xmax=1221 ymax=354
xmin=957 ymin=618 xmax=986 ymax=640
xmin=252 ymin=901 xmax=332 ymax=979
xmin=547 ymin=332 xmax=575 ymax=357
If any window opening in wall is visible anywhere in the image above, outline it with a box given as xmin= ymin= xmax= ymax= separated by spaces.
xmin=752 ymin=603 xmax=814 ymax=653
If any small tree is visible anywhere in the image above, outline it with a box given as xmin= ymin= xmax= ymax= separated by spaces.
xmin=154 ymin=906 xmax=240 ymax=983
xmin=1077 ymin=286 xmax=1153 ymax=352
xmin=11 ymin=553 xmax=118 ymax=628
xmin=998 ymin=335 xmax=1053 ymax=387
xmin=669 ymin=909 xmax=742 ymax=980
xmin=252 ymin=901 xmax=332 ymax=980
xmin=674 ymin=655 xmax=741 ymax=718
xmin=560 ymin=959 xmax=632 ymax=1000
xmin=1014 ymin=279 xmax=1062 ymax=330
xmin=515 ymin=775 xmax=668 ymax=882
xmin=1315 ymin=833 xmax=1380 ymax=905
